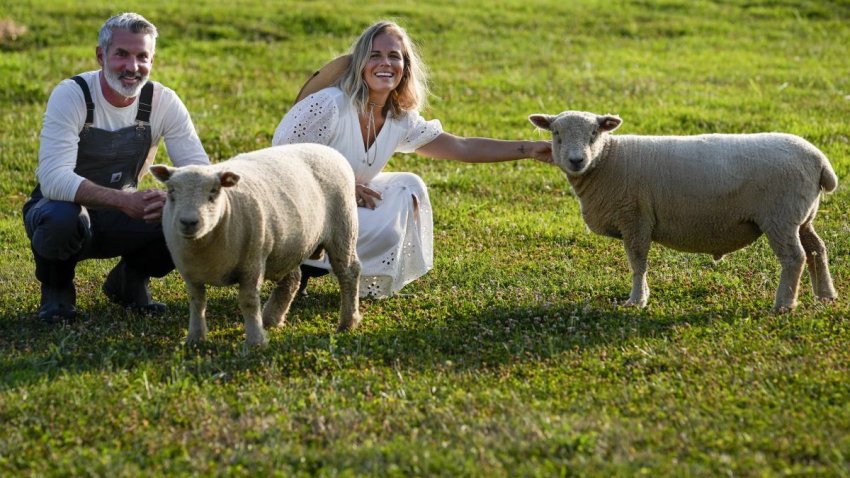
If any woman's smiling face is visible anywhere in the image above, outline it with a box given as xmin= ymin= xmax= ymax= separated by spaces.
xmin=364 ymin=32 xmax=405 ymax=101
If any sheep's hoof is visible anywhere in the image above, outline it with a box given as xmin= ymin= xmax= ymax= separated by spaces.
xmin=772 ymin=304 xmax=796 ymax=314
xmin=337 ymin=313 xmax=362 ymax=332
xmin=263 ymin=315 xmax=286 ymax=329
xmin=623 ymin=299 xmax=647 ymax=308
xmin=186 ymin=333 xmax=207 ymax=345
xmin=246 ymin=330 xmax=270 ymax=347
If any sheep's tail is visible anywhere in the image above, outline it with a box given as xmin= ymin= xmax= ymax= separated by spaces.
xmin=820 ymin=159 xmax=838 ymax=193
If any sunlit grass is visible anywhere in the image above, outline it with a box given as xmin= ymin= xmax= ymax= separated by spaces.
xmin=1 ymin=0 xmax=849 ymax=475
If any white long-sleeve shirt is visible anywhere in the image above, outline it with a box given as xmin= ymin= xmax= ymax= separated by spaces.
xmin=37 ymin=70 xmax=209 ymax=201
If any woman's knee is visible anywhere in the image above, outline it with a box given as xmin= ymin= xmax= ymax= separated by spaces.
xmin=393 ymin=172 xmax=427 ymax=194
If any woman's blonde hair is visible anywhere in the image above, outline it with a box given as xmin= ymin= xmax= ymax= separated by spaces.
xmin=335 ymin=20 xmax=429 ymax=117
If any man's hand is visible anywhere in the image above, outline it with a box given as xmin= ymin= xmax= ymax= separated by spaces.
xmin=75 ymin=180 xmax=167 ymax=223
xmin=141 ymin=189 xmax=167 ymax=223
xmin=121 ymin=189 xmax=167 ymax=223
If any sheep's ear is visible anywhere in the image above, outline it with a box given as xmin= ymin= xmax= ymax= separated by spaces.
xmin=598 ymin=115 xmax=622 ymax=132
xmin=528 ymin=114 xmax=555 ymax=131
xmin=219 ymin=171 xmax=241 ymax=188
xmin=149 ymin=165 xmax=174 ymax=183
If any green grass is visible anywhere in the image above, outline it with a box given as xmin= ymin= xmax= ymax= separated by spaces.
xmin=2 ymin=0 xmax=850 ymax=475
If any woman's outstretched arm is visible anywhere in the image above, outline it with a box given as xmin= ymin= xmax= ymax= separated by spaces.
xmin=416 ymin=132 xmax=552 ymax=164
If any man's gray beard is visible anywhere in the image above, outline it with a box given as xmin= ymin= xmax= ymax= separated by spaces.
xmin=103 ymin=68 xmax=148 ymax=98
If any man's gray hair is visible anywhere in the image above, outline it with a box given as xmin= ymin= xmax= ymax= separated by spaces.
xmin=98 ymin=12 xmax=158 ymax=53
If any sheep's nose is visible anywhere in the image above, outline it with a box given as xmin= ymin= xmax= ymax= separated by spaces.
xmin=568 ymin=156 xmax=583 ymax=167
xmin=180 ymin=218 xmax=199 ymax=229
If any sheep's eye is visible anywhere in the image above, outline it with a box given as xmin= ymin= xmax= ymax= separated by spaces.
xmin=167 ymin=188 xmax=175 ymax=201
xmin=208 ymin=187 xmax=219 ymax=202
xmin=590 ymin=129 xmax=598 ymax=141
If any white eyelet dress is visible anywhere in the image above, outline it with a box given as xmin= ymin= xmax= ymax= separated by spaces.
xmin=272 ymin=87 xmax=443 ymax=298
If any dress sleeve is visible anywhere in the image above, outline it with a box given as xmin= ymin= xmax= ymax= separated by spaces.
xmin=272 ymin=90 xmax=338 ymax=146
xmin=396 ymin=110 xmax=443 ymax=153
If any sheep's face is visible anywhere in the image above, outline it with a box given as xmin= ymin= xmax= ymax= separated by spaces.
xmin=150 ymin=165 xmax=240 ymax=240
xmin=529 ymin=111 xmax=622 ymax=176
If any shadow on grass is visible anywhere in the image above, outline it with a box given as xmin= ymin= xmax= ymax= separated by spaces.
xmin=0 ymin=284 xmax=751 ymax=390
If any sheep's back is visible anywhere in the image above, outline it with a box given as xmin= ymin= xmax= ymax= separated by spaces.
xmin=218 ymin=144 xmax=355 ymax=277
xmin=614 ymin=133 xmax=824 ymax=206
xmin=589 ymin=133 xmax=830 ymax=255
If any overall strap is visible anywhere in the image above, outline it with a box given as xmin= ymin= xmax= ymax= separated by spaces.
xmin=71 ymin=75 xmax=94 ymax=125
xmin=136 ymin=82 xmax=154 ymax=123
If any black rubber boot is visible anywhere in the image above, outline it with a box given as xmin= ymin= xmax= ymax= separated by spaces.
xmin=297 ymin=265 xmax=330 ymax=297
xmin=38 ymin=282 xmax=78 ymax=323
xmin=102 ymin=260 xmax=166 ymax=315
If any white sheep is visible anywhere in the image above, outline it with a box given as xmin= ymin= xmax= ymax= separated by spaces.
xmin=529 ymin=110 xmax=838 ymax=312
xmin=150 ymin=144 xmax=361 ymax=346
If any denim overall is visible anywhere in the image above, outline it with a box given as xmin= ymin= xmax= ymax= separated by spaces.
xmin=23 ymin=76 xmax=173 ymax=317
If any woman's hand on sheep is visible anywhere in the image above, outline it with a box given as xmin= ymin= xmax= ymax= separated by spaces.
xmin=528 ymin=140 xmax=554 ymax=164
xmin=355 ymin=184 xmax=382 ymax=209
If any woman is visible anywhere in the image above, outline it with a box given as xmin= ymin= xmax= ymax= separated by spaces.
xmin=273 ymin=20 xmax=551 ymax=298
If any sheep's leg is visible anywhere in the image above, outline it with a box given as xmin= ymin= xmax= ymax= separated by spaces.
xmin=329 ymin=253 xmax=362 ymax=332
xmin=263 ymin=268 xmax=300 ymax=328
xmin=186 ymin=281 xmax=208 ymax=344
xmin=326 ymin=201 xmax=363 ymax=331
xmin=622 ymin=232 xmax=651 ymax=307
xmin=764 ymin=228 xmax=806 ymax=312
xmin=799 ymin=222 xmax=837 ymax=301
xmin=239 ymin=278 xmax=268 ymax=347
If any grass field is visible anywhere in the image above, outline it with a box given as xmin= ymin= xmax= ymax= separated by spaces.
xmin=2 ymin=0 xmax=850 ymax=475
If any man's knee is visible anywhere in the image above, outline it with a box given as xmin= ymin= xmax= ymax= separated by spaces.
xmin=24 ymin=200 xmax=91 ymax=261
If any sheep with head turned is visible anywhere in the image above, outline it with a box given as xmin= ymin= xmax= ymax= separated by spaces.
xmin=529 ymin=110 xmax=837 ymax=311
xmin=150 ymin=143 xmax=361 ymax=346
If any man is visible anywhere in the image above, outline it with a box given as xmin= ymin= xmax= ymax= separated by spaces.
xmin=24 ymin=12 xmax=209 ymax=322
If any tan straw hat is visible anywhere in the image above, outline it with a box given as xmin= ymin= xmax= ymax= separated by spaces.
xmin=293 ymin=54 xmax=352 ymax=105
